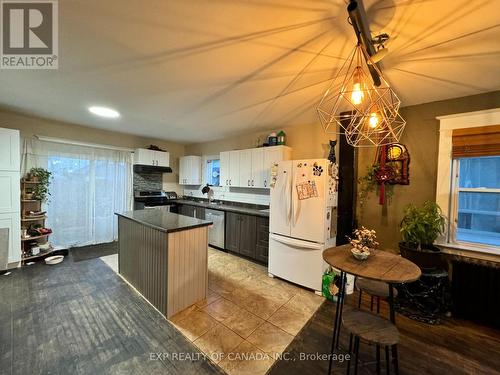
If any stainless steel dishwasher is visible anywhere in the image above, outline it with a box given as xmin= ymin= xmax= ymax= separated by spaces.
xmin=206 ymin=209 xmax=225 ymax=249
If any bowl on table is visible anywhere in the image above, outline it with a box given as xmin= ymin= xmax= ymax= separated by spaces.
xmin=351 ymin=248 xmax=370 ymax=261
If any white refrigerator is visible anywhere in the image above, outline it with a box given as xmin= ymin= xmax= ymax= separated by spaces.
xmin=269 ymin=159 xmax=337 ymax=293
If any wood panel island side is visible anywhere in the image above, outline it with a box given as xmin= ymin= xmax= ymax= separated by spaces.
xmin=115 ymin=210 xmax=212 ymax=318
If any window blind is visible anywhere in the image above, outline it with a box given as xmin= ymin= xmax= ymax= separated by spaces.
xmin=452 ymin=125 xmax=500 ymax=158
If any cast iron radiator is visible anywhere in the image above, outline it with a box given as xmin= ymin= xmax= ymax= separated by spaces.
xmin=452 ymin=260 xmax=500 ymax=329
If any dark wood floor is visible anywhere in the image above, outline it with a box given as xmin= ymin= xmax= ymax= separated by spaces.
xmin=2 ymin=244 xmax=500 ymax=375
xmin=0 ymin=251 xmax=222 ymax=375
xmin=269 ymin=293 xmax=500 ymax=375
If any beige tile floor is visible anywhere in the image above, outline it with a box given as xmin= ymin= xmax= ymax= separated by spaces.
xmin=169 ymin=248 xmax=325 ymax=375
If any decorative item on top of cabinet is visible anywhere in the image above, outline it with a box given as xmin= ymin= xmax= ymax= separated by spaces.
xmin=179 ymin=156 xmax=202 ymax=185
xmin=277 ymin=130 xmax=286 ymax=145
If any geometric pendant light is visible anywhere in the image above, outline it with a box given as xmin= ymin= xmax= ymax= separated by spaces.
xmin=317 ymin=44 xmax=406 ymax=147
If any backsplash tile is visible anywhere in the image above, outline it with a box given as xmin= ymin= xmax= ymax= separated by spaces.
xmin=133 ymin=171 xmax=163 ymax=192
xmin=183 ymin=185 xmax=270 ymax=206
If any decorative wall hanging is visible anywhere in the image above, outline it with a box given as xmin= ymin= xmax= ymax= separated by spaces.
xmin=358 ymin=143 xmax=410 ymax=207
xmin=328 ymin=140 xmax=337 ymax=164
xmin=381 ymin=143 xmax=410 ymax=185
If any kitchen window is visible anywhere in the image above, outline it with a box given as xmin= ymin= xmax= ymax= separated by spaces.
xmin=451 ymin=156 xmax=500 ymax=248
xmin=206 ymin=158 xmax=220 ymax=186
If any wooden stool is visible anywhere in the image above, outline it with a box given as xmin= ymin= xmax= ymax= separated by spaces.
xmin=356 ymin=277 xmax=398 ymax=314
xmin=355 ymin=277 xmax=399 ymax=373
xmin=343 ymin=310 xmax=399 ymax=375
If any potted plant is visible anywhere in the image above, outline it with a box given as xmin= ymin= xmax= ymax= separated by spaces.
xmin=349 ymin=226 xmax=379 ymax=260
xmin=399 ymin=201 xmax=446 ymax=270
xmin=30 ymin=167 xmax=52 ymax=203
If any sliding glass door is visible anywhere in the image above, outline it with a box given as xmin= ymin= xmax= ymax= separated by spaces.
xmin=23 ymin=139 xmax=133 ymax=248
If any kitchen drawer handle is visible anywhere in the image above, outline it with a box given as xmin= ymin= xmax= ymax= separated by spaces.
xmin=248 ymin=179 xmax=250 ymax=186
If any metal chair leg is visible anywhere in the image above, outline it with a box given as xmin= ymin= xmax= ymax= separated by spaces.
xmin=347 ymin=334 xmax=354 ymax=375
xmin=328 ymin=271 xmax=344 ymax=375
xmin=354 ymin=336 xmax=360 ymax=375
xmin=376 ymin=344 xmax=381 ymax=375
xmin=392 ymin=345 xmax=399 ymax=375
xmin=336 ymin=272 xmax=346 ymax=349
xmin=385 ymin=346 xmax=390 ymax=375
xmin=385 ymin=346 xmax=391 ymax=375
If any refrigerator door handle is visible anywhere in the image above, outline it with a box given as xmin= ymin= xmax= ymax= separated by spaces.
xmin=270 ymin=234 xmax=323 ymax=250
xmin=281 ymin=171 xmax=291 ymax=225
xmin=286 ymin=172 xmax=292 ymax=224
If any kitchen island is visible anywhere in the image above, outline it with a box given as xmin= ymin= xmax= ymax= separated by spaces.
xmin=116 ymin=209 xmax=212 ymax=318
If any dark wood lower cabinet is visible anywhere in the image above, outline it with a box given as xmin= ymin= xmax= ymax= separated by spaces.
xmin=225 ymin=212 xmax=268 ymax=264
xmin=179 ymin=205 xmax=269 ymax=265
xmin=225 ymin=212 xmax=240 ymax=253
xmin=255 ymin=217 xmax=270 ymax=263
xmin=178 ymin=204 xmax=205 ymax=220
xmin=239 ymin=215 xmax=256 ymax=258
xmin=179 ymin=204 xmax=196 ymax=217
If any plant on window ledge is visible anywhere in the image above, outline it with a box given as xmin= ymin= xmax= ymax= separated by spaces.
xmin=30 ymin=167 xmax=52 ymax=203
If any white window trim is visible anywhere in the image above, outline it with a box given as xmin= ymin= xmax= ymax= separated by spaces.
xmin=436 ymin=108 xmax=500 ymax=257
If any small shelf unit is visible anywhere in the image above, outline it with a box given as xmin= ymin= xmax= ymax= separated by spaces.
xmin=20 ymin=178 xmax=52 ymax=263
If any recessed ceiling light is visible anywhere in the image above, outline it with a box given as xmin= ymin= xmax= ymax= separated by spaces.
xmin=88 ymin=106 xmax=120 ymax=119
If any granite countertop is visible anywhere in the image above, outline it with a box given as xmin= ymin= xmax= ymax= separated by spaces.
xmin=116 ymin=210 xmax=213 ymax=233
xmin=175 ymin=199 xmax=270 ymax=218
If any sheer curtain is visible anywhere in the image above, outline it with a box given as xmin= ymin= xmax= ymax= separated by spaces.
xmin=22 ymin=138 xmax=133 ymax=248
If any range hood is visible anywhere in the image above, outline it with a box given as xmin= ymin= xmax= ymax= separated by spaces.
xmin=133 ymin=164 xmax=172 ymax=173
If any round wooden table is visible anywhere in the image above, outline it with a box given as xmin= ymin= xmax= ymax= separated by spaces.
xmin=322 ymin=244 xmax=421 ymax=374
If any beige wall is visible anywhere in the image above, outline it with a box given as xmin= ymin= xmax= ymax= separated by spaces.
xmin=186 ymin=91 xmax=500 ymax=250
xmin=186 ymin=122 xmax=335 ymax=160
xmin=0 ymin=108 xmax=186 ymax=187
xmin=358 ymin=91 xmax=500 ymax=251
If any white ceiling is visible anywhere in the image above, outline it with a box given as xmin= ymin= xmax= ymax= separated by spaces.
xmin=1 ymin=0 xmax=499 ymax=143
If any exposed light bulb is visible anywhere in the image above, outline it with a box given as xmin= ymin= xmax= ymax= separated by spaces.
xmin=351 ymin=82 xmax=364 ymax=105
xmin=369 ymin=112 xmax=379 ymax=128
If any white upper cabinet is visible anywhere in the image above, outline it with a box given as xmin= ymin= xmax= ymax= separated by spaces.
xmin=220 ymin=146 xmax=291 ymax=189
xmin=251 ymin=148 xmax=265 ymax=188
xmin=238 ymin=148 xmax=265 ymax=188
xmin=134 ymin=148 xmax=170 ymax=167
xmin=220 ymin=151 xmax=230 ymax=187
xmin=238 ymin=149 xmax=253 ymax=187
xmin=229 ymin=151 xmax=240 ymax=187
xmin=179 ymin=156 xmax=202 ymax=185
xmin=263 ymin=146 xmax=292 ymax=188
xmin=0 ymin=128 xmax=20 ymax=171
xmin=220 ymin=151 xmax=241 ymax=187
